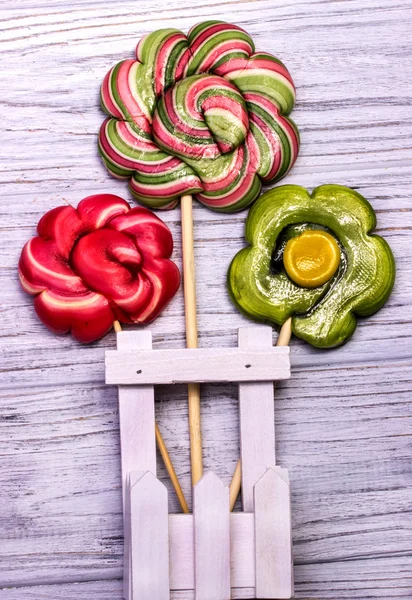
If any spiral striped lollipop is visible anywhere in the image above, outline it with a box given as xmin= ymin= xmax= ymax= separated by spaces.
xmin=19 ymin=195 xmax=180 ymax=343
xmin=99 ymin=21 xmax=300 ymax=212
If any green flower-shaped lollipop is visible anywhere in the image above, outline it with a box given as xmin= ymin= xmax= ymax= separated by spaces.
xmin=228 ymin=185 xmax=395 ymax=348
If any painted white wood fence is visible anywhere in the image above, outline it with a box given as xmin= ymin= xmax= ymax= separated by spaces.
xmin=106 ymin=326 xmax=292 ymax=600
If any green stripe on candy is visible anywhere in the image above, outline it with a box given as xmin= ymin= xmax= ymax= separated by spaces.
xmin=130 ymin=185 xmax=179 ymax=209
xmin=186 ymin=27 xmax=255 ymax=76
xmin=131 ymin=163 xmax=199 ymax=186
xmin=155 ymin=97 xmax=215 ymax=156
xmin=229 ymin=72 xmax=295 ymax=115
xmin=205 ymin=110 xmax=244 ymax=150
xmin=248 ymin=122 xmax=273 ymax=180
xmin=198 ymin=85 xmax=247 ymax=150
xmin=247 ymin=102 xmax=298 ymax=181
xmin=192 ymin=146 xmax=262 ymax=212
xmin=197 ymin=174 xmax=261 ymax=212
xmin=107 ymin=62 xmax=131 ymax=120
xmin=164 ymin=36 xmax=189 ymax=87
xmin=252 ymin=52 xmax=288 ymax=67
xmin=155 ymin=75 xmax=248 ymax=158
xmin=98 ymin=143 xmax=131 ymax=178
xmin=105 ymin=119 xmax=166 ymax=163
xmin=186 ymin=20 xmax=222 ymax=43
xmin=212 ymin=51 xmax=250 ymax=71
xmin=136 ymin=29 xmax=187 ymax=115
xmin=130 ymin=163 xmax=202 ymax=207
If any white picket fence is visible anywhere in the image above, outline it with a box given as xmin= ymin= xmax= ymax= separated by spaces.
xmin=105 ymin=326 xmax=293 ymax=600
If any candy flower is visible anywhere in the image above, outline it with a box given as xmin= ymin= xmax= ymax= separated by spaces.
xmin=228 ymin=185 xmax=395 ymax=348
xmin=19 ymin=194 xmax=180 ymax=343
xmin=99 ymin=21 xmax=300 ymax=212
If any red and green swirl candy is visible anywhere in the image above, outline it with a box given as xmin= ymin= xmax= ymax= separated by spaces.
xmin=19 ymin=195 xmax=180 ymax=343
xmin=99 ymin=21 xmax=300 ymax=212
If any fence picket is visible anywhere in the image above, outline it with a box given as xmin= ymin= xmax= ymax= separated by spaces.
xmin=130 ymin=471 xmax=170 ymax=600
xmin=117 ymin=330 xmax=156 ymax=503
xmin=117 ymin=331 xmax=156 ymax=599
xmin=193 ymin=472 xmax=231 ymax=600
xmin=238 ymin=327 xmax=276 ymax=511
xmin=254 ymin=468 xmax=293 ymax=599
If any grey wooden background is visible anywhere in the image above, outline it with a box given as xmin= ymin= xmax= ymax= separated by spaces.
xmin=1 ymin=0 xmax=411 ymax=598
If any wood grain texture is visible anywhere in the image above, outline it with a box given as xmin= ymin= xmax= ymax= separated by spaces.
xmin=105 ymin=346 xmax=290 ymax=385
xmin=1 ymin=0 xmax=412 ymax=598
xmin=238 ymin=326 xmax=276 ymax=512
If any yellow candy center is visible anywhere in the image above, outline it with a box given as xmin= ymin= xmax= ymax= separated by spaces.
xmin=283 ymin=230 xmax=341 ymax=288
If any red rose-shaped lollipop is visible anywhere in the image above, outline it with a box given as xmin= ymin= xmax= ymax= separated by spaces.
xmin=19 ymin=194 xmax=180 ymax=343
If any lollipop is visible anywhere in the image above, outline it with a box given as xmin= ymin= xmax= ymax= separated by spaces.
xmin=98 ymin=20 xmax=300 ymax=485
xmin=227 ymin=184 xmax=395 ymax=505
xmin=98 ymin=21 xmax=300 ymax=212
xmin=228 ymin=184 xmax=395 ymax=348
xmin=19 ymin=194 xmax=180 ymax=343
xmin=19 ymin=194 xmax=188 ymax=512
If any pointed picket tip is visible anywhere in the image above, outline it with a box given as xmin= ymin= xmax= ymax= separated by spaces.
xmin=254 ymin=466 xmax=290 ymax=491
xmin=130 ymin=469 xmax=166 ymax=493
xmin=194 ymin=470 xmax=228 ymax=494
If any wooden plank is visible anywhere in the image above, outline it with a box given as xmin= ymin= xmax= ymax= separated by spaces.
xmin=254 ymin=468 xmax=293 ymax=599
xmin=106 ymin=347 xmax=290 ymax=385
xmin=129 ymin=471 xmax=169 ymax=600
xmin=116 ymin=331 xmax=156 ymax=507
xmin=0 ymin=583 xmax=256 ymax=600
xmin=4 ymin=553 xmax=412 ymax=600
xmin=1 ymin=367 xmax=412 ymax=590
xmin=193 ymin=472 xmax=231 ymax=600
xmin=1 ymin=1 xmax=412 ymax=599
xmin=238 ymin=326 xmax=276 ymax=512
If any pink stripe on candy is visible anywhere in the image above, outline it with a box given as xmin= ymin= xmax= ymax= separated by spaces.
xmin=197 ymin=168 xmax=256 ymax=208
xmin=185 ymin=75 xmax=239 ymax=111
xmin=201 ymin=146 xmax=244 ymax=192
xmin=130 ymin=174 xmax=202 ymax=198
xmin=101 ymin=67 xmax=123 ymax=119
xmin=153 ymin=105 xmax=220 ymax=159
xmin=214 ymin=58 xmax=248 ymax=77
xmin=116 ymin=60 xmax=151 ymax=128
xmin=99 ymin=122 xmax=184 ymax=173
xmin=163 ymin=88 xmax=210 ymax=138
xmin=189 ymin=23 xmax=250 ymax=52
xmin=195 ymin=40 xmax=252 ymax=73
xmin=216 ymin=55 xmax=294 ymax=88
xmin=202 ymin=96 xmax=249 ymax=131
xmin=154 ymin=33 xmax=187 ymax=96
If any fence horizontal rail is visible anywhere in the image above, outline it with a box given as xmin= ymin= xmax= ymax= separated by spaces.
xmin=106 ymin=346 xmax=290 ymax=385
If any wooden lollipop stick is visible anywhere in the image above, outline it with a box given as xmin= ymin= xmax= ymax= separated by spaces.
xmin=181 ymin=194 xmax=203 ymax=487
xmin=229 ymin=318 xmax=293 ymax=510
xmin=155 ymin=423 xmax=189 ymax=514
xmin=229 ymin=459 xmax=242 ymax=511
xmin=113 ymin=321 xmax=189 ymax=513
